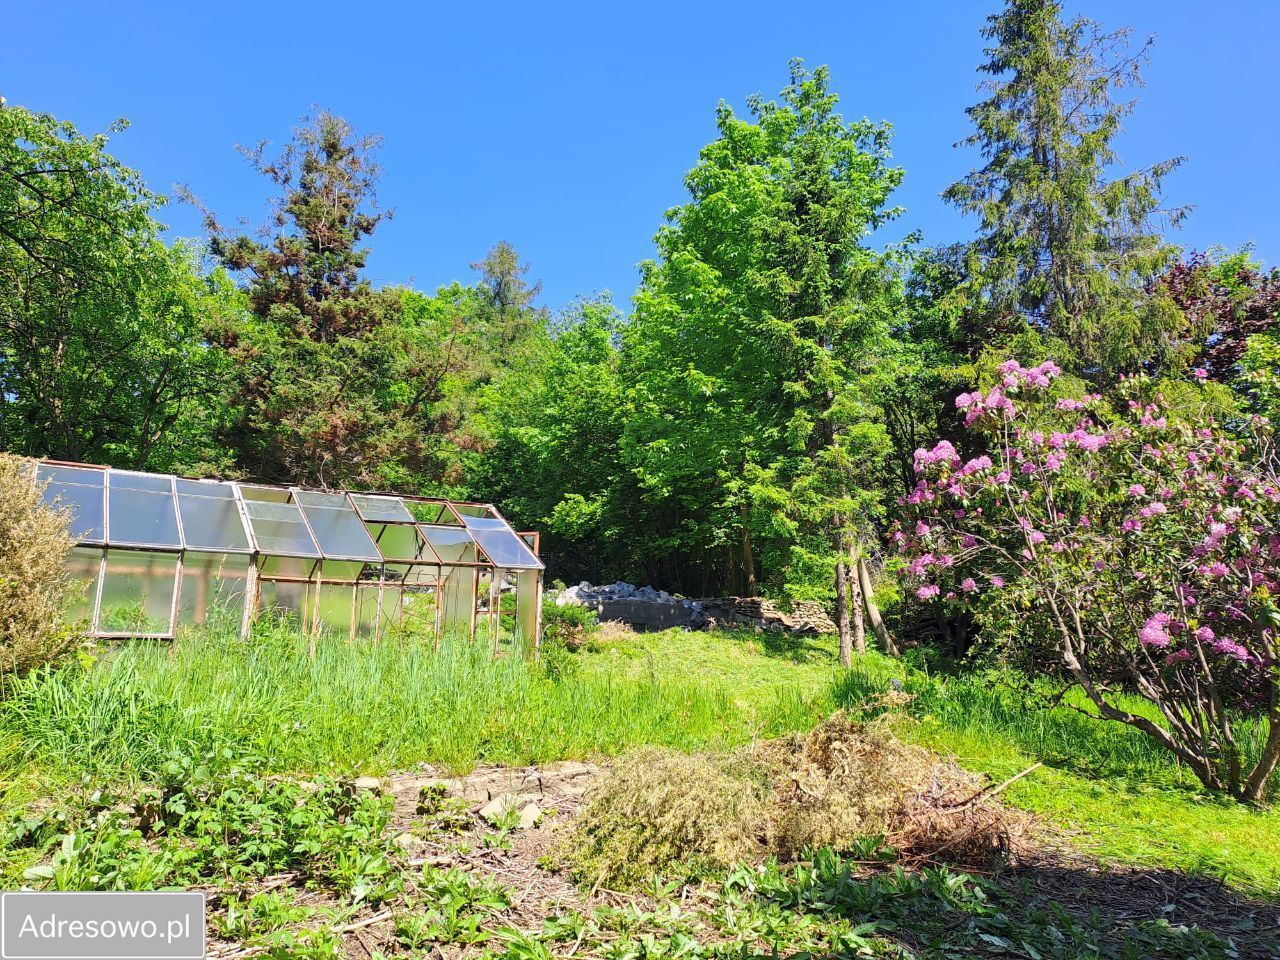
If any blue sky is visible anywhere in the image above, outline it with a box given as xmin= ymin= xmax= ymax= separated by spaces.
xmin=3 ymin=1 xmax=1275 ymax=313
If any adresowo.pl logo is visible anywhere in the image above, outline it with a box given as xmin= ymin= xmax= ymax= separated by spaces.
xmin=1 ymin=892 xmax=205 ymax=960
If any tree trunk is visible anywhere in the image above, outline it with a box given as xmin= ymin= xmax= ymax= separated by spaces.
xmin=835 ymin=553 xmax=852 ymax=668
xmin=739 ymin=502 xmax=757 ymax=597
xmin=847 ymin=542 xmax=866 ymax=655
xmin=1242 ymin=711 xmax=1280 ymax=803
xmin=857 ymin=555 xmax=898 ymax=656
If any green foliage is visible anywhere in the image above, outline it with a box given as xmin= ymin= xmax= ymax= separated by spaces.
xmin=623 ymin=60 xmax=902 ymax=599
xmin=17 ymin=749 xmax=399 ymax=901
xmin=0 ymin=102 xmax=240 ymax=472
xmin=945 ymin=0 xmax=1186 ymax=375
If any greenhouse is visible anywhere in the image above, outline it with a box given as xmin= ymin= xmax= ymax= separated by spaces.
xmin=35 ymin=461 xmax=544 ymax=650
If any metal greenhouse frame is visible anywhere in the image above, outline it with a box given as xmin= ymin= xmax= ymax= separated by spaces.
xmin=36 ymin=461 xmax=543 ymax=653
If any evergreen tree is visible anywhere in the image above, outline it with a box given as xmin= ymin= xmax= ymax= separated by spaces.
xmin=189 ymin=111 xmax=410 ymax=487
xmin=945 ymin=0 xmax=1185 ymax=376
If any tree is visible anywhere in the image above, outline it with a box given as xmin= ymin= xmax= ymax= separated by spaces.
xmin=898 ymin=362 xmax=1280 ymax=801
xmin=190 ymin=111 xmax=411 ymax=487
xmin=0 ymin=101 xmax=237 ymax=473
xmin=1160 ymin=250 xmax=1280 ymax=392
xmin=624 ymin=62 xmax=902 ymax=658
xmin=469 ymin=295 xmax=634 ymax=581
xmin=945 ymin=0 xmax=1186 ymax=376
xmin=471 ymin=241 xmax=546 ymax=347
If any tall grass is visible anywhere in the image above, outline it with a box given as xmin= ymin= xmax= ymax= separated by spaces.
xmin=835 ymin=656 xmax=1271 ymax=793
xmin=0 ymin=621 xmax=813 ymax=790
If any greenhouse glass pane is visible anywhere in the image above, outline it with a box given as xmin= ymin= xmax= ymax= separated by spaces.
xmin=297 ymin=497 xmax=382 ymax=560
xmin=243 ymin=500 xmax=320 ymax=557
xmin=178 ymin=495 xmax=251 ymax=551
xmin=469 ymin=528 xmax=542 ymax=569
xmin=461 ymin=515 xmax=542 ymax=568
xmin=372 ymin=523 xmax=433 ymax=561
xmin=355 ymin=586 xmax=382 ymax=640
xmin=258 ymin=555 xmax=315 ymax=579
xmin=98 ymin=550 xmax=177 ymax=634
xmin=350 ymin=494 xmax=415 ymax=524
xmin=176 ymin=478 xmax=234 ymax=499
xmin=107 ymin=488 xmax=181 ymax=548
xmin=42 ymin=482 xmax=105 ymax=542
xmin=316 ymin=583 xmax=356 ymax=637
xmin=64 ymin=546 xmax=102 ymax=624
xmin=37 ymin=464 xmax=104 ymax=486
xmin=419 ymin=526 xmax=477 ymax=564
xmin=177 ymin=552 xmax=249 ymax=629
xmin=258 ymin=580 xmax=309 ymax=624
xmin=108 ymin=470 xmax=173 ymax=493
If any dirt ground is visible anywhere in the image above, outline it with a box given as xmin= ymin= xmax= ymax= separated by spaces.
xmin=204 ymin=761 xmax=1280 ymax=960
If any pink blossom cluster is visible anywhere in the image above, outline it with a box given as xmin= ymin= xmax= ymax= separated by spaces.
xmin=894 ymin=367 xmax=1278 ymax=702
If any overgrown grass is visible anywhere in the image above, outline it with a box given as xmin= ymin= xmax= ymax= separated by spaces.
xmin=2 ymin=620 xmax=1277 ymax=897
xmin=0 ymin=619 xmax=815 ymax=799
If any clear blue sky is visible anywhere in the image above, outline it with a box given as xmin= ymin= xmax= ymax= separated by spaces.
xmin=3 ymin=1 xmax=1275 ymax=313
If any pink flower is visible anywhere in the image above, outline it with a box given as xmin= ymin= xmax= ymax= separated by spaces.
xmin=1193 ymin=368 xmax=1208 ymax=380
xmin=1194 ymin=626 xmax=1215 ymax=643
xmin=960 ymin=577 xmax=978 ymax=593
xmin=915 ymin=520 xmax=931 ymax=536
xmin=1140 ymin=613 xmax=1172 ymax=648
xmin=916 ymin=584 xmax=940 ymax=600
xmin=1212 ymin=638 xmax=1249 ymax=663
xmin=989 ymin=575 xmax=1005 ymax=588
xmin=1129 ymin=484 xmax=1146 ymax=497
xmin=1028 ymin=530 xmax=1046 ymax=545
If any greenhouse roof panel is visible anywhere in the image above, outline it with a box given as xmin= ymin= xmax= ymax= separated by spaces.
xmin=34 ymin=462 xmax=540 ymax=571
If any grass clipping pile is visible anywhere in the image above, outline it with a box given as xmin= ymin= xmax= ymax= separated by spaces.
xmin=561 ymin=712 xmax=1025 ymax=889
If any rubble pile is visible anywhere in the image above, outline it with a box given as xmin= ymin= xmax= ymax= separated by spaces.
xmin=556 ymin=582 xmax=834 ymax=635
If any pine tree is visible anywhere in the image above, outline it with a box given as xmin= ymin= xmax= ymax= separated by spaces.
xmin=945 ymin=0 xmax=1185 ymax=376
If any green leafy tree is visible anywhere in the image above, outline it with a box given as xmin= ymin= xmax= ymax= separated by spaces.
xmin=625 ymin=62 xmax=902 ymax=659
xmin=0 ymin=101 xmax=238 ymax=472
xmin=470 ymin=295 xmax=633 ymax=580
xmin=945 ymin=0 xmax=1186 ymax=376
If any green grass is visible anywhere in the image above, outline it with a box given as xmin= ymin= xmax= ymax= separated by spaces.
xmin=575 ymin=630 xmax=1280 ymax=896
xmin=1 ymin=620 xmax=1277 ymax=897
xmin=0 ymin=620 xmax=819 ymax=798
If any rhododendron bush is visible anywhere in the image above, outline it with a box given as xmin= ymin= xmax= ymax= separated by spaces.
xmin=896 ymin=360 xmax=1280 ymax=801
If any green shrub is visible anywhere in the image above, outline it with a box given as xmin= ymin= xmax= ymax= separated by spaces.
xmin=540 ymin=599 xmax=597 ymax=650
xmin=0 ymin=455 xmax=80 ymax=679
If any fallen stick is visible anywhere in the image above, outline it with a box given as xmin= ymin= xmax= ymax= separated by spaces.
xmin=942 ymin=762 xmax=1043 ymax=811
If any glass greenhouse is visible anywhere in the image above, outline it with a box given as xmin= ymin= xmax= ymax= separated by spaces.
xmin=36 ymin=461 xmax=543 ymax=650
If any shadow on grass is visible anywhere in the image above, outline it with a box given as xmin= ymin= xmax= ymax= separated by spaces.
xmin=769 ymin=851 xmax=1277 ymax=959
xmin=984 ymin=860 xmax=1280 ymax=960
xmin=717 ymin=627 xmax=837 ymax=665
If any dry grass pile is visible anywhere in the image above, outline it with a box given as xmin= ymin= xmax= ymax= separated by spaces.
xmin=760 ymin=712 xmax=1022 ymax=867
xmin=556 ymin=747 xmax=768 ymax=889
xmin=562 ymin=712 xmax=1023 ymax=888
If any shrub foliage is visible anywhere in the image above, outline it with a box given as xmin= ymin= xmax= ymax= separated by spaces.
xmin=0 ymin=455 xmax=79 ymax=678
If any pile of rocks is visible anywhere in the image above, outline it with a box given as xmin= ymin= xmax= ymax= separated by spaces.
xmin=556 ymin=581 xmax=707 ymax=630
xmin=696 ymin=596 xmax=836 ymax=635
xmin=555 ymin=581 xmax=835 ymax=636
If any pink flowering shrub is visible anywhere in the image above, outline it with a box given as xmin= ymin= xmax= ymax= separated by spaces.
xmin=895 ymin=359 xmax=1280 ymax=802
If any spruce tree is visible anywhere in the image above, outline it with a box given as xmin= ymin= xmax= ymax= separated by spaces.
xmin=945 ymin=0 xmax=1185 ymax=376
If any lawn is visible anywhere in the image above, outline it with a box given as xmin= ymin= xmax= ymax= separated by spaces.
xmin=1 ymin=620 xmax=1276 ymax=897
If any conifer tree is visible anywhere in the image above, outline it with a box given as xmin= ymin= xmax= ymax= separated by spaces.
xmin=945 ymin=0 xmax=1185 ymax=376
